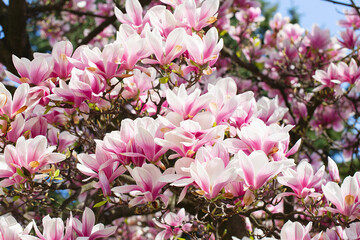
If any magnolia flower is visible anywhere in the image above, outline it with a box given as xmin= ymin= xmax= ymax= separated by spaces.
xmin=269 ymin=13 xmax=290 ymax=31
xmin=338 ymin=28 xmax=359 ymax=49
xmin=225 ymin=119 xmax=300 ymax=161
xmin=280 ymin=221 xmax=319 ymax=240
xmin=50 ymin=40 xmax=74 ymax=79
xmin=101 ymin=117 xmax=166 ymax=167
xmin=153 ymin=208 xmax=192 ymax=240
xmin=306 ymin=24 xmax=331 ymax=50
xmin=68 ymin=68 xmax=106 ymax=105
xmin=0 ymin=215 xmax=32 ymax=240
xmin=189 ymin=156 xmax=236 ymax=199
xmin=313 ymin=63 xmax=343 ymax=93
xmin=322 ymin=176 xmax=360 ymax=219
xmin=185 ymin=27 xmax=223 ymax=67
xmin=115 ymin=0 xmax=148 ymax=33
xmin=234 ymin=150 xmax=294 ymax=190
xmin=206 ymin=77 xmax=248 ymax=124
xmin=155 ymin=119 xmax=226 ymax=158
xmin=166 ymin=84 xmax=210 ymax=120
xmin=77 ymin=143 xmax=126 ymax=196
xmin=345 ymin=222 xmax=360 ymax=240
xmin=72 ymin=207 xmax=117 ymax=239
xmin=256 ymin=96 xmax=288 ymax=125
xmin=337 ymin=58 xmax=360 ymax=85
xmin=144 ymin=28 xmax=186 ymax=66
xmin=277 ymin=160 xmax=325 ymax=199
xmin=327 ymin=157 xmax=340 ymax=183
xmin=177 ymin=0 xmax=219 ymax=31
xmin=0 ymin=136 xmax=66 ymax=187
xmin=5 ymin=55 xmax=52 ymax=85
xmin=0 ymin=82 xmax=30 ymax=119
xmin=146 ymin=6 xmax=178 ymax=37
xmin=31 ymin=215 xmax=73 ymax=240
xmin=112 ymin=164 xmax=174 ymax=207
xmin=68 ymin=42 xmax=124 ymax=80
xmin=322 ymin=227 xmax=346 ymax=240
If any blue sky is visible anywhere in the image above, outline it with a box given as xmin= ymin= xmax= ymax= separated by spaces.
xmin=268 ymin=0 xmax=351 ymax=36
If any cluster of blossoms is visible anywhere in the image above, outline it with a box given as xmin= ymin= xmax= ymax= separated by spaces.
xmin=2 ymin=0 xmax=360 ymax=239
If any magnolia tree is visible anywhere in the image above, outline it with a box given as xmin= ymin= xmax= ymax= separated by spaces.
xmin=2 ymin=0 xmax=360 ymax=239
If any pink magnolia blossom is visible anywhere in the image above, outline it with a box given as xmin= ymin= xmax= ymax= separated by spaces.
xmin=278 ymin=23 xmax=305 ymax=43
xmin=115 ymin=0 xmax=148 ymax=33
xmin=277 ymin=160 xmax=325 ymax=199
xmin=153 ymin=208 xmax=192 ymax=240
xmin=112 ymin=164 xmax=174 ymax=207
xmin=189 ymin=156 xmax=236 ymax=199
xmin=159 ymin=0 xmax=185 ymax=7
xmin=6 ymin=55 xmax=53 ymax=85
xmin=235 ymin=7 xmax=264 ymax=23
xmin=322 ymin=227 xmax=346 ymax=240
xmin=49 ymin=80 xmax=86 ymax=108
xmin=338 ymin=9 xmax=360 ymax=29
xmin=322 ymin=176 xmax=360 ymax=219
xmin=345 ymin=222 xmax=360 ymax=240
xmin=0 ymin=136 xmax=66 ymax=187
xmin=155 ymin=119 xmax=226 ymax=158
xmin=177 ymin=0 xmax=219 ymax=31
xmin=310 ymin=104 xmax=345 ymax=132
xmin=338 ymin=28 xmax=359 ymax=49
xmin=159 ymin=143 xmax=230 ymax=201
xmin=234 ymin=150 xmax=294 ymax=190
xmin=101 ymin=121 xmax=144 ymax=166
xmin=337 ymin=58 xmax=360 ymax=85
xmin=255 ymin=96 xmax=288 ymax=125
xmin=206 ymin=77 xmax=247 ymax=124
xmin=121 ymin=68 xmax=156 ymax=100
xmin=225 ymin=119 xmax=300 ymax=161
xmin=229 ymin=92 xmax=257 ymax=129
xmin=68 ymin=68 xmax=107 ymax=105
xmin=30 ymin=215 xmax=73 ymax=240
xmin=119 ymin=34 xmax=151 ymax=70
xmin=101 ymin=118 xmax=166 ymax=166
xmin=0 ymin=214 xmax=32 ymax=240
xmin=144 ymin=28 xmax=186 ymax=66
xmin=327 ymin=157 xmax=340 ymax=183
xmin=72 ymin=207 xmax=117 ymax=239
xmin=165 ymin=84 xmax=211 ymax=120
xmin=47 ymin=126 xmax=78 ymax=153
xmin=269 ymin=13 xmax=290 ymax=31
xmin=50 ymin=40 xmax=74 ymax=79
xmin=305 ymin=25 xmax=331 ymax=50
xmin=185 ymin=27 xmax=223 ymax=67
xmin=0 ymin=82 xmax=31 ymax=119
xmin=146 ymin=6 xmax=179 ymax=37
xmin=313 ymin=63 xmax=343 ymax=93
xmin=123 ymin=117 xmax=168 ymax=167
xmin=279 ymin=221 xmax=319 ymax=240
xmin=69 ymin=42 xmax=124 ymax=80
xmin=77 ymin=143 xmax=126 ymax=196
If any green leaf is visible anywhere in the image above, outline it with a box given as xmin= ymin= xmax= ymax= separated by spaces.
xmin=93 ymin=200 xmax=108 ymax=208
xmin=44 ymin=106 xmax=53 ymax=114
xmin=159 ymin=77 xmax=169 ymax=84
xmin=16 ymin=168 xmax=25 ymax=178
xmin=13 ymin=196 xmax=20 ymax=201
xmin=53 ymin=169 xmax=60 ymax=178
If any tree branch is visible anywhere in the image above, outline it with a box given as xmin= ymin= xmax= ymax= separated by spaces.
xmin=321 ymin=0 xmax=360 ymax=9
xmin=76 ymin=15 xmax=117 ymax=47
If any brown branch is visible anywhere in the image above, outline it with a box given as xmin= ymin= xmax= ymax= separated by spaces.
xmin=76 ymin=14 xmax=117 ymax=47
xmin=0 ymin=0 xmax=33 ymax=73
xmin=27 ymin=0 xmax=68 ymax=14
xmin=321 ymin=0 xmax=360 ymax=9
